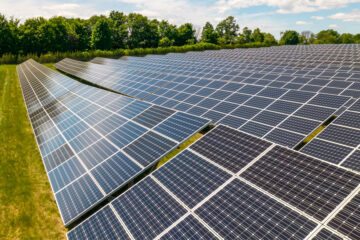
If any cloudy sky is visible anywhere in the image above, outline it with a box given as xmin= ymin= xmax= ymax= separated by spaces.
xmin=1 ymin=0 xmax=360 ymax=38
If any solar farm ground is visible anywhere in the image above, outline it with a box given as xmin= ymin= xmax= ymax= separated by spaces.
xmin=0 ymin=63 xmax=202 ymax=239
xmin=0 ymin=64 xmax=66 ymax=240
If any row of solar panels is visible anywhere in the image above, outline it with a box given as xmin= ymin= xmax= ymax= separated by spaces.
xmin=17 ymin=45 xmax=360 ymax=240
xmin=55 ymin=53 xmax=360 ymax=173
xmin=68 ymin=124 xmax=360 ymax=240
xmin=17 ymin=59 xmax=210 ymax=226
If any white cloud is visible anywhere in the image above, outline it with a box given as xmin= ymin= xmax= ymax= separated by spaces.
xmin=311 ymin=16 xmax=324 ymax=20
xmin=0 ymin=1 xmax=108 ymax=21
xmin=296 ymin=21 xmax=313 ymax=25
xmin=329 ymin=24 xmax=340 ymax=28
xmin=214 ymin=0 xmax=360 ymax=14
xmin=329 ymin=9 xmax=360 ymax=22
xmin=118 ymin=0 xmax=224 ymax=27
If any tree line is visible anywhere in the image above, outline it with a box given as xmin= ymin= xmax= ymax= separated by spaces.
xmin=0 ymin=13 xmax=277 ymax=57
xmin=0 ymin=11 xmax=359 ymax=59
xmin=280 ymin=30 xmax=360 ymax=45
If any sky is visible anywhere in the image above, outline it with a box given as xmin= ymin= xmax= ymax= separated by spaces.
xmin=1 ymin=0 xmax=360 ymax=38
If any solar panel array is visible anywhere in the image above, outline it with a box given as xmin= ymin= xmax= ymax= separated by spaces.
xmin=17 ymin=59 xmax=210 ymax=226
xmin=55 ymin=45 xmax=360 ymax=172
xmin=301 ymin=98 xmax=360 ymax=170
xmin=68 ymin=124 xmax=360 ymax=240
xmin=17 ymin=45 xmax=360 ymax=239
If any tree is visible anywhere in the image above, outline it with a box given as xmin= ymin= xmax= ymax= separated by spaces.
xmin=339 ymin=33 xmax=354 ymax=44
xmin=280 ymin=30 xmax=300 ymax=45
xmin=263 ymin=33 xmax=277 ymax=45
xmin=126 ymin=13 xmax=160 ymax=48
xmin=201 ymin=22 xmax=218 ymax=44
xmin=18 ymin=17 xmax=46 ymax=54
xmin=38 ymin=17 xmax=69 ymax=53
xmin=158 ymin=20 xmax=177 ymax=43
xmin=252 ymin=28 xmax=264 ymax=42
xmin=109 ymin=11 xmax=127 ymax=49
xmin=299 ymin=31 xmax=315 ymax=44
xmin=0 ymin=14 xmax=18 ymax=55
xmin=241 ymin=27 xmax=253 ymax=43
xmin=91 ymin=18 xmax=113 ymax=50
xmin=176 ymin=23 xmax=195 ymax=46
xmin=315 ymin=29 xmax=340 ymax=44
xmin=159 ymin=37 xmax=172 ymax=47
xmin=216 ymin=16 xmax=239 ymax=43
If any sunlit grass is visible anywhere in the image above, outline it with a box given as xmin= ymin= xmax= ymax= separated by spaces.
xmin=156 ymin=133 xmax=203 ymax=168
xmin=0 ymin=65 xmax=66 ymax=240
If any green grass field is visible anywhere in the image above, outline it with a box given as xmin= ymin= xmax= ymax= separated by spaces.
xmin=0 ymin=64 xmax=66 ymax=240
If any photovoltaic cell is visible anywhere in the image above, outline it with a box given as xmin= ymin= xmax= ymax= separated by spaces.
xmin=301 ymin=139 xmax=353 ymax=164
xmin=341 ymin=150 xmax=360 ymax=172
xmin=334 ymin=111 xmax=360 ymax=129
xmin=328 ymin=192 xmax=360 ymax=240
xmin=124 ymin=131 xmax=177 ymax=167
xmin=190 ymin=125 xmax=272 ymax=173
xmin=317 ymin=125 xmax=360 ymax=147
xmin=112 ymin=178 xmax=187 ymax=240
xmin=160 ymin=215 xmax=217 ymax=240
xmin=308 ymin=94 xmax=349 ymax=108
xmin=279 ymin=116 xmax=321 ymax=135
xmin=91 ymin=152 xmax=142 ymax=194
xmin=264 ymin=128 xmax=305 ymax=148
xmin=312 ymin=229 xmax=343 ymax=240
xmin=153 ymin=112 xmax=209 ymax=142
xmin=195 ymin=179 xmax=317 ymax=240
xmin=55 ymin=174 xmax=104 ymax=224
xmin=67 ymin=206 xmax=130 ymax=240
xmin=153 ymin=150 xmax=231 ymax=208
xmin=239 ymin=121 xmax=273 ymax=137
xmin=133 ymin=105 xmax=175 ymax=128
xmin=241 ymin=145 xmax=360 ymax=220
xmin=295 ymin=105 xmax=335 ymax=121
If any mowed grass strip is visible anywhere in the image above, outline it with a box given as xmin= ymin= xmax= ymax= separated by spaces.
xmin=0 ymin=65 xmax=66 ymax=239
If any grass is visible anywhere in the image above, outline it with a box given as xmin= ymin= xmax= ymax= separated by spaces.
xmin=0 ymin=65 xmax=66 ymax=240
xmin=156 ymin=133 xmax=203 ymax=168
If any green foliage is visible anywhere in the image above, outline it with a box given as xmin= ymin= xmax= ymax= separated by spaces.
xmin=91 ymin=18 xmax=113 ymax=50
xmin=280 ymin=30 xmax=300 ymax=45
xmin=251 ymin=28 xmax=264 ymax=42
xmin=0 ymin=15 xmax=18 ymax=55
xmin=126 ymin=13 xmax=160 ymax=48
xmin=340 ymin=33 xmax=355 ymax=44
xmin=176 ymin=23 xmax=196 ymax=46
xmin=109 ymin=11 xmax=127 ymax=49
xmin=158 ymin=20 xmax=178 ymax=43
xmin=201 ymin=22 xmax=218 ymax=44
xmin=216 ymin=16 xmax=239 ymax=43
xmin=264 ymin=33 xmax=277 ymax=45
xmin=159 ymin=37 xmax=173 ymax=47
xmin=315 ymin=29 xmax=340 ymax=44
xmin=0 ymin=12 xmax=359 ymax=58
xmin=241 ymin=27 xmax=253 ymax=43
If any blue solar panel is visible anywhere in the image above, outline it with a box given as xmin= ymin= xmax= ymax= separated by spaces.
xmin=112 ymin=178 xmax=187 ymax=240
xmin=153 ymin=150 xmax=231 ymax=208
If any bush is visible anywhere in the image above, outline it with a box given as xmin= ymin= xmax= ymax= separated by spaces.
xmin=1 ymin=42 xmax=273 ymax=65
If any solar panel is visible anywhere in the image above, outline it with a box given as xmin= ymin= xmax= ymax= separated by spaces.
xmin=68 ymin=124 xmax=360 ymax=240
xmin=241 ymin=145 xmax=360 ymax=221
xmin=190 ymin=125 xmax=273 ymax=173
xmin=328 ymin=192 xmax=360 ymax=240
xmin=312 ymin=229 xmax=343 ymax=240
xmin=195 ymin=179 xmax=317 ymax=240
xmin=300 ymin=98 xmax=360 ymax=171
xmin=17 ymin=59 xmax=210 ymax=226
xmin=55 ymin=55 xmax=352 ymax=151
xmin=159 ymin=215 xmax=217 ymax=239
